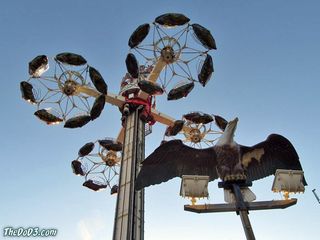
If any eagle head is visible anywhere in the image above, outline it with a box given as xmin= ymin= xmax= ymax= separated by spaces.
xmin=216 ymin=117 xmax=239 ymax=146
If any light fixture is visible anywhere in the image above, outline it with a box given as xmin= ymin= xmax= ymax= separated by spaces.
xmin=180 ymin=175 xmax=209 ymax=205
xmin=272 ymin=169 xmax=305 ymax=199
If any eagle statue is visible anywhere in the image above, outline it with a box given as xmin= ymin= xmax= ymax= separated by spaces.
xmin=136 ymin=117 xmax=307 ymax=190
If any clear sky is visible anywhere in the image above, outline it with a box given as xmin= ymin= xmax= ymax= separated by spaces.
xmin=1 ymin=0 xmax=320 ymax=239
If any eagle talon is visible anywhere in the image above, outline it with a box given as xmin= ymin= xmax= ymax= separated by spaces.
xmin=223 ymin=174 xmax=247 ymax=182
xmin=224 ymin=175 xmax=230 ymax=181
xmin=236 ymin=174 xmax=246 ymax=180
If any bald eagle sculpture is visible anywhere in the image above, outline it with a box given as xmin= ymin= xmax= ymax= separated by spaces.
xmin=136 ymin=118 xmax=307 ymax=190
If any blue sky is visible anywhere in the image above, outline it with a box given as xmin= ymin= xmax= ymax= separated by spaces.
xmin=1 ymin=0 xmax=320 ymax=239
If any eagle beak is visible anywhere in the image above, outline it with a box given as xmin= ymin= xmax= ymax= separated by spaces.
xmin=226 ymin=117 xmax=239 ymax=134
xmin=230 ymin=117 xmax=239 ymax=125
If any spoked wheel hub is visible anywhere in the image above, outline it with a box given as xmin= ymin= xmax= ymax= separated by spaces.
xmin=155 ymin=36 xmax=182 ymax=64
xmin=62 ymin=80 xmax=78 ymax=96
xmin=189 ymin=128 xmax=202 ymax=143
xmin=58 ymin=71 xmax=84 ymax=96
xmin=161 ymin=46 xmax=175 ymax=63
xmin=100 ymin=149 xmax=118 ymax=167
xmin=186 ymin=124 xmax=206 ymax=144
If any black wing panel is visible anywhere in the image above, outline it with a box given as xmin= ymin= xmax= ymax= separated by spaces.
xmin=136 ymin=140 xmax=217 ymax=190
xmin=241 ymin=134 xmax=306 ymax=185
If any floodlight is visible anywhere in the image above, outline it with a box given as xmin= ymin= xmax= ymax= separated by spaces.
xmin=272 ymin=169 xmax=305 ymax=199
xmin=180 ymin=175 xmax=209 ymax=205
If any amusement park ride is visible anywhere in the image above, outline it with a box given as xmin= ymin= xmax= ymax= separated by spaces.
xmin=20 ymin=13 xmax=306 ymax=240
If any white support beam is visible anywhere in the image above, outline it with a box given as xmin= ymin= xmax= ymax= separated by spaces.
xmin=150 ymin=108 xmax=175 ymax=126
xmin=77 ymin=85 xmax=126 ymax=107
xmin=146 ymin=58 xmax=166 ymax=83
xmin=139 ymin=59 xmax=166 ymax=100
xmin=77 ymin=85 xmax=191 ymax=144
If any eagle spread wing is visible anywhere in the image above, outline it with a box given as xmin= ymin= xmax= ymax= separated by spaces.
xmin=240 ymin=134 xmax=307 ymax=185
xmin=136 ymin=140 xmax=218 ymax=190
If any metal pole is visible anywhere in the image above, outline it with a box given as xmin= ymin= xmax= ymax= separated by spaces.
xmin=232 ymin=184 xmax=256 ymax=240
xmin=312 ymin=189 xmax=320 ymax=204
xmin=113 ymin=108 xmax=145 ymax=240
xmin=238 ymin=211 xmax=255 ymax=240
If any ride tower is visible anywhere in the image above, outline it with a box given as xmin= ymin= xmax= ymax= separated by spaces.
xmin=19 ymin=13 xmax=217 ymax=240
